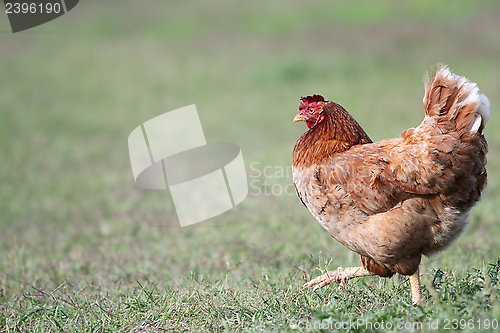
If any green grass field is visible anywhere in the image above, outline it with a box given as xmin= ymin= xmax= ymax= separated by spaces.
xmin=2 ymin=1 xmax=500 ymax=331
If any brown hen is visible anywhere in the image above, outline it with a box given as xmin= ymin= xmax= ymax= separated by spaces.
xmin=292 ymin=65 xmax=489 ymax=304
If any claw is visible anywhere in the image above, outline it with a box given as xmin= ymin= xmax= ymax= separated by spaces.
xmin=303 ymin=266 xmax=373 ymax=290
xmin=303 ymin=267 xmax=348 ymax=289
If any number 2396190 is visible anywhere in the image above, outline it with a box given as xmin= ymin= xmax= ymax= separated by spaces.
xmin=5 ymin=2 xmax=61 ymax=14
xmin=443 ymin=319 xmax=498 ymax=330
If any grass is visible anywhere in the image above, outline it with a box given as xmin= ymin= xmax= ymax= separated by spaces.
xmin=1 ymin=0 xmax=500 ymax=331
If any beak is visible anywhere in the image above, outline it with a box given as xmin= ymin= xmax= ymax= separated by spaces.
xmin=293 ymin=113 xmax=305 ymax=122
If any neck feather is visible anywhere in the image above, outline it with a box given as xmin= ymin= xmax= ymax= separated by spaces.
xmin=293 ymin=103 xmax=372 ymax=168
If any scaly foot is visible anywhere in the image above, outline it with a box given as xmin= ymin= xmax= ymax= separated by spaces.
xmin=304 ymin=266 xmax=372 ymax=289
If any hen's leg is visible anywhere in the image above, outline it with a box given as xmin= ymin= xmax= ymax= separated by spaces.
xmin=303 ymin=266 xmax=373 ymax=289
xmin=409 ymin=268 xmax=423 ymax=305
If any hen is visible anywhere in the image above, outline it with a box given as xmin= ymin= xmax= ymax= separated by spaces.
xmin=292 ymin=65 xmax=489 ymax=304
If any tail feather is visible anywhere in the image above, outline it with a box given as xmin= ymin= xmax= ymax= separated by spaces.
xmin=423 ymin=64 xmax=490 ymax=135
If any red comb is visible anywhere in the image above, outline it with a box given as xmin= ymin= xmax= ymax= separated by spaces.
xmin=300 ymin=94 xmax=325 ymax=103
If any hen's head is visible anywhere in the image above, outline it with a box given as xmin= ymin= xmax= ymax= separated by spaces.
xmin=294 ymin=94 xmax=326 ymax=129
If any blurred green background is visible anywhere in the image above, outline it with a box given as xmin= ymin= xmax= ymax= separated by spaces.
xmin=1 ymin=0 xmax=500 ymax=330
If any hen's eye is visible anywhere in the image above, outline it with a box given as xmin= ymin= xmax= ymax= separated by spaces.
xmin=309 ymin=108 xmax=314 ymax=113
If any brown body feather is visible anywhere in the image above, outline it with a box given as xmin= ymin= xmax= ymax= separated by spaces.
xmin=293 ymin=65 xmax=488 ymax=277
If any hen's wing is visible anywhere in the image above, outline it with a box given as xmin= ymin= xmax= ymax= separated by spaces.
xmin=294 ymin=139 xmax=435 ymax=269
